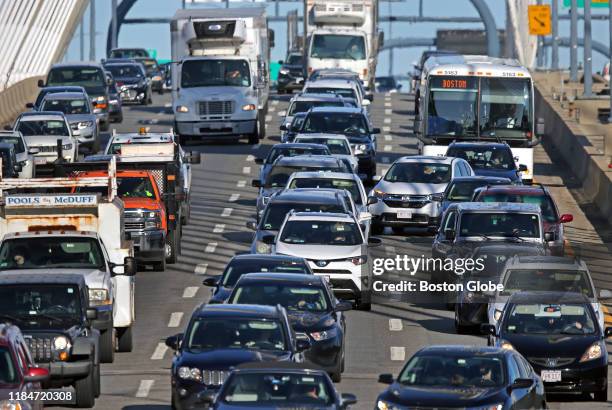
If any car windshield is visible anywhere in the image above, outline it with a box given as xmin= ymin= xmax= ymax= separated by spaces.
xmin=304 ymin=87 xmax=356 ymax=100
xmin=186 ymin=318 xmax=286 ymax=352
xmin=110 ymin=49 xmax=148 ymax=58
xmin=398 ymin=354 xmax=505 ymax=388
xmin=265 ymin=165 xmax=342 ymax=188
xmin=266 ymin=147 xmax=330 ymax=164
xmin=460 ymin=212 xmax=540 ymax=238
xmin=221 ymin=259 xmax=309 ymax=287
xmin=230 ymin=284 xmax=330 ymax=313
xmin=446 ymin=181 xmax=490 ymax=201
xmin=17 ymin=119 xmax=69 ymax=137
xmin=505 ymin=303 xmax=596 ymax=335
xmin=261 ymin=202 xmax=346 ymax=231
xmin=280 ymin=220 xmax=362 ymax=246
xmin=288 ymin=178 xmax=362 ymax=205
xmin=301 ymin=113 xmax=368 ymax=137
xmin=0 ymin=237 xmax=106 ymax=270
xmin=311 ymin=34 xmax=366 ymax=60
xmin=220 ymin=373 xmax=333 ymax=406
xmin=479 ymin=193 xmax=558 ymax=222
xmin=47 ymin=67 xmax=105 ymax=89
xmin=0 ymin=136 xmax=25 ymax=154
xmin=385 ymin=163 xmax=451 ymax=184
xmin=288 ymin=101 xmax=344 ymax=116
xmin=181 ymin=59 xmax=251 ymax=87
xmin=295 ymin=138 xmax=350 ymax=155
xmin=501 ymin=270 xmax=594 ymax=298
xmin=105 ymin=64 xmax=142 ymax=79
xmin=77 ymin=176 xmax=156 ymax=199
xmin=287 ymin=54 xmax=303 ymax=65
xmin=0 ymin=347 xmax=17 ymax=384
xmin=447 ymin=146 xmax=515 ymax=170
xmin=41 ymin=98 xmax=91 ymax=115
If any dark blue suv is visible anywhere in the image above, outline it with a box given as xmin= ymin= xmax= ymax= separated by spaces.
xmin=446 ymin=142 xmax=525 ymax=183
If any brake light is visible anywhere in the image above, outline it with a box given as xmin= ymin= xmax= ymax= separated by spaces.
xmin=96 ymin=103 xmax=108 ymax=109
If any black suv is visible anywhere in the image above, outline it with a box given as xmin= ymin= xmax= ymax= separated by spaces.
xmin=0 ymin=274 xmax=100 ymax=408
xmin=166 ymin=304 xmax=311 ymax=410
xmin=0 ymin=143 xmax=22 ymax=178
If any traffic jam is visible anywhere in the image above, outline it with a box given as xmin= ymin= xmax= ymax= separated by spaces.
xmin=0 ymin=1 xmax=609 ymax=410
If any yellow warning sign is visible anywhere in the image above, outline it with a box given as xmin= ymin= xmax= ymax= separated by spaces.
xmin=528 ymin=5 xmax=552 ymax=35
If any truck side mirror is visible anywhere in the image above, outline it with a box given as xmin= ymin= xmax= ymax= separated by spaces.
xmin=25 ymin=102 xmax=34 ymax=109
xmin=86 ymin=308 xmax=98 ymax=321
xmin=187 ymin=151 xmax=201 ymax=164
xmin=123 ymin=257 xmax=137 ymax=276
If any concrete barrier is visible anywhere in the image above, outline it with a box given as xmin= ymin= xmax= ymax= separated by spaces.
xmin=0 ymin=76 xmax=42 ymax=128
xmin=535 ymin=86 xmax=612 ymax=225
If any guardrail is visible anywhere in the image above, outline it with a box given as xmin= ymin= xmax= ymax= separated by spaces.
xmin=0 ymin=76 xmax=42 ymax=128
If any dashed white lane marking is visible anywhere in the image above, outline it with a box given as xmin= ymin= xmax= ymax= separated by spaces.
xmin=135 ymin=379 xmax=154 ymax=397
xmin=272 ymin=100 xmax=279 ymax=106
xmin=183 ymin=286 xmax=199 ymax=298
xmin=384 ymin=135 xmax=392 ymax=141
xmin=168 ymin=312 xmax=183 ymax=328
xmin=205 ymin=242 xmax=218 ymax=253
xmin=252 ymin=144 xmax=260 ymax=150
xmin=246 ymin=155 xmax=255 ymax=162
xmin=213 ymin=224 xmax=225 ymax=233
xmin=242 ymin=166 xmax=251 ymax=174
xmin=384 ymin=118 xmax=392 ymax=124
xmin=194 ymin=263 xmax=208 ymax=275
xmin=385 ymin=246 xmax=396 ymax=255
xmin=385 ymin=109 xmax=392 ymax=115
xmin=237 ymin=180 xmax=246 ymax=188
xmin=384 ymin=145 xmax=392 ymax=152
xmin=383 ymin=126 xmax=391 ymax=132
xmin=382 ymin=157 xmax=390 ymax=164
xmin=385 ymin=102 xmax=392 ymax=107
xmin=229 ymin=193 xmax=240 ymax=202
xmin=150 ymin=343 xmax=168 ymax=360
xmin=390 ymin=346 xmax=406 ymax=361
xmin=385 ymin=92 xmax=391 ymax=97
xmin=389 ymin=318 xmax=403 ymax=331
xmin=269 ymin=105 xmax=276 ymax=112
xmin=221 ymin=208 xmax=233 ymax=217
xmin=265 ymin=115 xmax=272 ymax=122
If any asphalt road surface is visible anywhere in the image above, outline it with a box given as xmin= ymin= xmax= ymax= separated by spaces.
xmin=58 ymin=90 xmax=612 ymax=410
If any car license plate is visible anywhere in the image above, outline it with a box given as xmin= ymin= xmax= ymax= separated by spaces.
xmin=541 ymin=370 xmax=561 ymax=382
xmin=34 ymin=158 xmax=47 ymax=165
xmin=397 ymin=211 xmax=412 ymax=219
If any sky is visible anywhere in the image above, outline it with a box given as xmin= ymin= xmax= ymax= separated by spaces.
xmin=65 ymin=0 xmax=611 ymax=76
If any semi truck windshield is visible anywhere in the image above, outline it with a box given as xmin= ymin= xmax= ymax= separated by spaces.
xmin=310 ymin=34 xmax=366 ymax=60
xmin=181 ymin=59 xmax=251 ymax=87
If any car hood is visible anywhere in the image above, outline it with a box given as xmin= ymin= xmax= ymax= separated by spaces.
xmin=378 ymin=384 xmax=506 ymax=408
xmin=176 ymin=348 xmax=291 ymax=369
xmin=474 ymin=168 xmax=519 ymax=182
xmin=66 ymin=114 xmax=96 ymax=124
xmin=23 ymin=135 xmax=71 ymax=146
xmin=276 ymin=243 xmax=363 ymax=260
xmin=122 ymin=197 xmax=162 ymax=211
xmin=376 ymin=180 xmax=447 ymax=195
xmin=0 ymin=268 xmax=107 ymax=289
xmin=286 ymin=311 xmax=335 ymax=332
xmin=502 ymin=333 xmax=601 ymax=359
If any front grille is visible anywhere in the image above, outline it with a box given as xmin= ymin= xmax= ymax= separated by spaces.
xmin=198 ymin=101 xmax=234 ymax=116
xmin=312 ymin=269 xmax=353 ymax=275
xmin=529 ymin=357 xmax=575 ymax=368
xmin=24 ymin=336 xmax=54 ymax=362
xmin=34 ymin=146 xmax=57 ymax=153
xmin=289 ymin=69 xmax=303 ymax=77
xmin=383 ymin=194 xmax=430 ymax=209
xmin=201 ymin=369 xmax=228 ymax=386
xmin=125 ymin=221 xmax=145 ymax=230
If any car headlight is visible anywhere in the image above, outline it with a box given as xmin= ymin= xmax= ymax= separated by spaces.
xmin=178 ymin=366 xmax=202 ymax=382
xmin=53 ymin=335 xmax=70 ymax=350
xmin=256 ymin=241 xmax=271 ymax=254
xmin=0 ymin=400 xmax=23 ymax=410
xmin=89 ymin=288 xmax=110 ymax=306
xmin=347 ymin=256 xmax=367 ymax=265
xmin=70 ymin=123 xmax=79 ymax=131
xmin=376 ymin=400 xmax=398 ymax=410
xmin=427 ymin=192 xmax=445 ymax=202
xmin=242 ymin=104 xmax=257 ymax=111
xmin=176 ymin=105 xmax=189 ymax=113
xmin=354 ymin=143 xmax=369 ymax=155
xmin=372 ymin=188 xmax=386 ymax=198
xmin=78 ymin=121 xmax=93 ymax=129
xmin=279 ymin=68 xmax=290 ymax=75
xmin=499 ymin=339 xmax=514 ymax=350
xmin=580 ymin=342 xmax=603 ymax=362
xmin=62 ymin=143 xmax=73 ymax=151
xmin=310 ymin=327 xmax=338 ymax=341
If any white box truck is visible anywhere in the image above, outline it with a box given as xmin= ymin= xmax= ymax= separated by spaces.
xmin=304 ymin=0 xmax=381 ymax=90
xmin=171 ymin=8 xmax=272 ymax=144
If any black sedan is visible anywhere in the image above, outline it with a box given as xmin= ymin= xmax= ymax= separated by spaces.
xmin=376 ymin=345 xmax=547 ymax=410
xmin=483 ymin=291 xmax=612 ymax=401
xmin=227 ymin=273 xmax=352 ymax=382
xmin=202 ymin=254 xmax=312 ymax=304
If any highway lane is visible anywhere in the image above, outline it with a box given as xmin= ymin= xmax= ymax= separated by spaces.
xmin=62 ymin=90 xmax=612 ymax=410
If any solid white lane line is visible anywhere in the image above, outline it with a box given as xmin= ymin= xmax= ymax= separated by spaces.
xmin=382 ymin=157 xmax=390 ymax=164
xmin=194 ymin=263 xmax=208 ymax=275
xmin=246 ymin=155 xmax=255 ymax=162
xmin=389 ymin=318 xmax=403 ymax=331
xmin=168 ymin=312 xmax=184 ymax=328
xmin=384 ymin=135 xmax=392 ymax=141
xmin=150 ymin=343 xmax=168 ymax=360
xmin=384 ymin=145 xmax=392 ymax=152
xmin=135 ymin=380 xmax=154 ymax=397
xmin=205 ymin=242 xmax=218 ymax=253
xmin=221 ymin=208 xmax=233 ymax=217
xmin=182 ymin=287 xmax=199 ymax=298
xmin=213 ymin=224 xmax=225 ymax=233
xmin=229 ymin=194 xmax=240 ymax=202
xmin=390 ymin=346 xmax=405 ymax=361
xmin=237 ymin=180 xmax=246 ymax=188
xmin=242 ymin=166 xmax=251 ymax=174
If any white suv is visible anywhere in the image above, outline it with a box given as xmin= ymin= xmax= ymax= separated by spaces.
xmin=271 ymin=211 xmax=381 ymax=310
xmin=368 ymin=155 xmax=473 ymax=234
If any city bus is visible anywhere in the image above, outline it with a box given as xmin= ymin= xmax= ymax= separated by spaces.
xmin=414 ymin=55 xmax=544 ymax=184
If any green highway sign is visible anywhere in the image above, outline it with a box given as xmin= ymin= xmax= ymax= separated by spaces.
xmin=147 ymin=49 xmax=158 ymax=59
xmin=563 ymin=0 xmax=609 ymax=8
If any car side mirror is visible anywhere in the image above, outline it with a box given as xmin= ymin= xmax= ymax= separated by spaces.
xmin=202 ymin=277 xmax=219 ymax=287
xmin=251 ymin=179 xmax=262 ymax=188
xmin=262 ymin=234 xmax=276 ymax=245
xmin=335 ymin=300 xmax=353 ymax=312
xmin=340 ymin=393 xmax=357 ymax=408
xmin=165 ymin=333 xmax=183 ymax=350
xmin=14 ymin=164 xmax=22 ymax=173
xmin=605 ymin=327 xmax=612 ymax=338
xmin=371 ymin=127 xmax=380 ymax=134
xmin=28 ymin=147 xmax=40 ymax=155
xmin=365 ymin=93 xmax=374 ymax=102
xmin=295 ymin=333 xmax=311 ymax=352
xmin=358 ymin=211 xmax=372 ymax=221
xmin=23 ymin=367 xmax=49 ymax=383
xmin=246 ymin=220 xmax=258 ymax=230
xmin=279 ymin=124 xmax=288 ymax=131
xmin=536 ymin=117 xmax=545 ymax=136
xmin=187 ymin=151 xmax=201 ymax=164
xmin=371 ymin=175 xmax=382 ymax=182
xmin=86 ymin=308 xmax=98 ymax=321
xmin=544 ymin=232 xmax=555 ymax=242
xmin=444 ymin=229 xmax=456 ymax=241
xmin=367 ymin=196 xmax=378 ymax=206
xmin=254 ymin=157 xmax=264 ymax=165
xmin=559 ymin=214 xmax=573 ymax=224
xmin=510 ymin=378 xmax=534 ymax=391
xmin=368 ymin=237 xmax=382 ymax=247
xmin=480 ymin=323 xmax=497 ymax=336
xmin=378 ymin=373 xmax=394 ymax=384
xmin=37 ymin=79 xmax=45 ymax=88
xmin=361 ymin=99 xmax=371 ymax=107
xmin=25 ymin=102 xmax=34 ymax=109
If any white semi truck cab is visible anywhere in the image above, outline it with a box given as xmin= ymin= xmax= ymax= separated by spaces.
xmin=304 ymin=0 xmax=381 ymax=90
xmin=170 ymin=8 xmax=272 ymax=144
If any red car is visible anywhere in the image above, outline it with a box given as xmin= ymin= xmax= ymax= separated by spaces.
xmin=473 ymin=184 xmax=573 ymax=256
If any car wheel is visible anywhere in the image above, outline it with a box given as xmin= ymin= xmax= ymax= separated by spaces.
xmin=594 ymin=388 xmax=608 ymax=401
xmin=371 ymin=221 xmax=384 ymax=235
xmin=117 ymin=326 xmax=133 ymax=352
xmin=166 ymin=230 xmax=179 ymax=264
xmin=153 ymin=258 xmax=166 ymax=271
xmin=454 ymin=315 xmax=470 ymax=334
xmin=74 ymin=365 xmax=95 ymax=408
xmin=99 ymin=328 xmax=115 ymax=363
xmin=248 ymin=118 xmax=260 ymax=145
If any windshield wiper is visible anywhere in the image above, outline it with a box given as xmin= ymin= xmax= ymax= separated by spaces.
xmin=32 ymin=312 xmax=65 ymax=323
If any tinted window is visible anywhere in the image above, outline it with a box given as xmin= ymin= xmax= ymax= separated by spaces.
xmin=0 ymin=347 xmax=17 ymax=384
xmin=447 ymin=146 xmax=516 ymax=171
xmin=17 ymin=119 xmax=69 ymax=137
xmin=42 ymin=98 xmax=91 ymax=114
xmin=48 ymin=67 xmax=105 ymax=88
xmin=186 ymin=318 xmax=286 ymax=351
xmin=304 ymin=87 xmax=356 ymax=100
xmin=105 ymin=64 xmax=143 ymax=78
xmin=301 ymin=113 xmax=368 ymax=136
xmin=261 ymin=202 xmax=345 ymax=231
xmin=385 ymin=163 xmax=451 ymax=184
xmin=230 ymin=284 xmax=330 ymax=312
xmin=266 ymin=146 xmax=330 ymax=164
xmin=460 ymin=212 xmax=540 ymax=238
xmin=478 ymin=193 xmax=558 ymax=222
xmin=288 ymin=101 xmax=344 ymax=116
xmin=501 ymin=269 xmax=594 ymax=298
xmin=446 ymin=181 xmax=489 ymax=201
xmin=280 ymin=220 xmax=362 ymax=246
xmin=288 ymin=178 xmax=362 ymax=205
xmin=505 ymin=303 xmax=596 ymax=335
xmin=0 ymin=136 xmax=25 ymax=154
xmin=221 ymin=259 xmax=309 ymax=287
xmin=181 ymin=59 xmax=250 ymax=87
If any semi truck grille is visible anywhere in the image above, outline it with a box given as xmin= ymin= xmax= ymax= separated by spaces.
xmin=125 ymin=221 xmax=145 ymax=230
xmin=24 ymin=336 xmax=54 ymax=362
xmin=198 ymin=101 xmax=234 ymax=116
